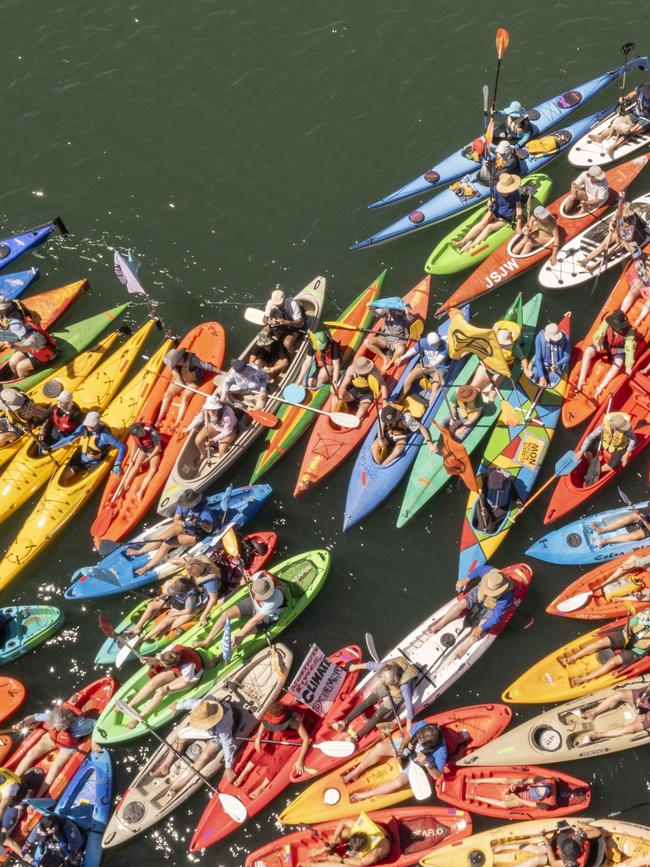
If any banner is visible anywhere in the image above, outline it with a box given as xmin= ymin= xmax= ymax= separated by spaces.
xmin=432 ymin=422 xmax=479 ymax=493
xmin=447 ymin=309 xmax=511 ymax=377
xmin=288 ymin=644 xmax=346 ymax=717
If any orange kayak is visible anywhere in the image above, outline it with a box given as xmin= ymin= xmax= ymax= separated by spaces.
xmin=91 ymin=321 xmax=226 ymax=546
xmin=294 ymin=275 xmax=430 ymax=496
xmin=0 ymin=676 xmax=26 ymax=724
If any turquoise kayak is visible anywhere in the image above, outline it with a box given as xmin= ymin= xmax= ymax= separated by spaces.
xmin=0 ymin=605 xmax=64 ymax=664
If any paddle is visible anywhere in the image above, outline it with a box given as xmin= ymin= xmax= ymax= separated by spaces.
xmin=176 ymin=726 xmax=355 ymax=757
xmin=618 ymin=42 xmax=636 ymax=113
xmin=277 ymin=383 xmax=360 ymax=428
xmin=482 ymin=84 xmax=489 ymax=131
xmin=97 ymin=614 xmax=149 ymax=667
xmin=367 ymin=374 xmax=388 ymax=462
xmin=490 ymin=28 xmax=510 ymax=120
xmin=503 ymin=449 xmax=581 ymax=525
xmin=322 ymin=319 xmax=424 ymax=342
xmin=584 ymin=395 xmax=614 ymax=486
xmin=243 ymin=307 xmax=266 ymax=325
xmin=175 ymin=381 xmax=278 ymax=428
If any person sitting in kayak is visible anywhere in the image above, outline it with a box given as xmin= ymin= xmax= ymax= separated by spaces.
xmin=578 ymin=199 xmax=648 ymax=272
xmin=574 ymin=411 xmax=637 ymax=481
xmin=493 ymin=820 xmax=605 ymax=867
xmin=469 ymin=774 xmax=558 ymax=812
xmin=469 ymin=323 xmax=524 ymax=399
xmin=0 ymin=768 xmax=42 ymax=843
xmin=563 ymin=608 xmax=650 ymax=687
xmin=494 ymin=101 xmax=533 ymax=147
xmin=575 ymin=309 xmax=636 ymax=400
xmin=38 ymin=391 xmax=83 ymax=448
xmin=183 ymin=395 xmax=237 ymax=462
xmin=522 ymin=322 xmax=570 ymax=388
xmin=564 ymin=166 xmax=609 ymax=215
xmin=475 ymin=468 xmax=524 ymax=533
xmin=372 ymin=404 xmax=435 ymax=466
xmin=219 ymin=358 xmax=269 ymax=410
xmin=477 ymin=140 xmax=521 ymax=186
xmin=365 ymin=302 xmax=413 ymax=373
xmin=231 ymin=701 xmax=311 ymax=791
xmin=339 ymin=357 xmax=387 ymax=419
xmin=0 ymin=388 xmax=51 ymax=448
xmin=453 ymin=173 xmax=523 ymax=253
xmin=299 ymin=330 xmax=342 ymax=389
xmin=300 ymin=812 xmax=393 ymax=866
xmin=432 ymin=385 xmax=484 ymax=454
xmin=331 ymin=656 xmax=419 ymax=741
xmin=116 ymin=421 xmax=163 ymax=499
xmin=587 ymin=82 xmax=650 ymax=159
xmin=263 ymin=288 xmax=305 ymax=352
xmin=621 ymin=250 xmax=650 ymax=328
xmin=151 ymin=697 xmax=240 ymax=790
xmin=249 ymin=329 xmax=291 ymax=382
xmin=155 ymin=347 xmax=217 ymax=426
xmin=196 ymin=571 xmax=286 ymax=652
xmin=23 ymin=813 xmax=86 ymax=867
xmin=398 ymin=330 xmax=449 ymax=403
xmin=511 ymin=205 xmax=560 ymax=265
xmin=0 ymin=297 xmax=59 ymax=379
xmin=207 ymin=531 xmax=269 ymax=592
xmin=573 ymin=681 xmax=650 ymax=744
xmin=50 ymin=410 xmax=126 ymax=487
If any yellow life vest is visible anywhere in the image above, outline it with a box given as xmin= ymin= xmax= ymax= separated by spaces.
xmin=351 ymin=374 xmax=371 ymax=389
xmin=0 ymin=768 xmax=20 ymax=796
xmin=349 ymin=812 xmax=387 ymax=856
xmin=80 ymin=425 xmax=107 ymax=459
xmin=602 ymin=415 xmax=631 ymax=454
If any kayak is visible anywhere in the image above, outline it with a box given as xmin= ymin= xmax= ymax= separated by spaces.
xmin=0 ymin=676 xmax=26 ymax=723
xmin=0 ymin=219 xmax=63 ymax=271
xmin=101 ymin=643 xmax=292 ymax=848
xmin=294 ymin=276 xmax=430 ymax=497
xmin=244 ymin=807 xmax=473 ymax=867
xmin=158 ymin=276 xmax=326 ymax=516
xmin=545 ymin=351 xmax=650 ymax=525
xmin=435 ymin=155 xmax=649 ymax=317
xmin=419 ymin=818 xmax=650 ymax=867
xmin=459 ymin=673 xmax=650 ymax=766
xmin=66 ymin=484 xmax=272 ymax=601
xmin=424 ymin=174 xmax=554 ymax=275
xmin=250 ymin=272 xmax=384 ymax=484
xmin=94 ymin=530 xmax=277 ymax=664
xmin=503 ymin=616 xmax=650 ymax=704
xmin=0 ymin=335 xmax=170 ymax=592
xmin=438 ymin=765 xmax=590 ymax=820
xmin=93 ymin=549 xmax=330 ymax=744
xmin=351 ymin=108 xmax=613 ymax=250
xmin=0 ymin=267 xmax=39 ymax=299
xmin=188 ymin=644 xmax=362 ymax=851
xmin=539 ymin=192 xmax=650 ymax=289
xmin=276 ymin=704 xmax=511 ymax=825
xmin=570 ymin=109 xmax=650 ymax=167
xmin=0 ymin=605 xmax=64 ymax=664
xmin=369 ymin=60 xmax=647 ymax=209
xmin=342 ymin=306 xmax=468 ymax=531
xmin=548 ymin=550 xmax=650 ymax=620
xmin=91 ymin=320 xmax=227 ymax=547
xmin=458 ymin=312 xmax=570 ymax=578
xmin=527 ymin=500 xmax=650 ymax=565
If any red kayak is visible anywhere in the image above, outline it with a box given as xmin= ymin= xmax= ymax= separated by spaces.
xmin=244 ymin=807 xmax=473 ymax=867
xmin=435 ymin=155 xmax=649 ymax=317
xmin=437 ymin=765 xmax=591 ymax=820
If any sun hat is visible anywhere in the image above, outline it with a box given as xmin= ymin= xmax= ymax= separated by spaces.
xmin=351 ymin=356 xmax=374 ymax=376
xmin=189 ymin=699 xmax=224 ymax=730
xmin=251 ymin=572 xmax=275 ymax=601
xmin=312 ymin=331 xmax=329 ymax=350
xmin=478 ymin=568 xmax=512 ymax=598
xmin=457 ymin=385 xmax=479 ymax=405
xmin=204 ymin=395 xmax=223 ymax=411
xmin=496 ymin=173 xmax=521 ymax=194
xmin=179 ymin=488 xmax=203 ymax=508
xmin=606 ymin=411 xmax=631 ymax=432
xmin=502 ymin=100 xmax=526 ymax=117
xmin=587 ymin=165 xmax=606 ymax=179
xmin=544 ymin=323 xmax=564 ymax=343
xmin=270 ymin=289 xmax=285 ymax=306
xmin=83 ymin=411 xmax=101 ymax=427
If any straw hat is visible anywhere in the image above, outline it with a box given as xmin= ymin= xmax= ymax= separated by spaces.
xmin=351 ymin=356 xmax=373 ymax=376
xmin=456 ymin=385 xmax=479 ymax=405
xmin=204 ymin=396 xmax=223 ymax=411
xmin=544 ymin=323 xmax=564 ymax=343
xmin=189 ymin=699 xmax=224 ymax=730
xmin=179 ymin=488 xmax=203 ymax=508
xmin=606 ymin=412 xmax=632 ymax=432
xmin=251 ymin=572 xmax=275 ymax=601
xmin=496 ymin=173 xmax=521 ymax=194
xmin=478 ymin=568 xmax=512 ymax=598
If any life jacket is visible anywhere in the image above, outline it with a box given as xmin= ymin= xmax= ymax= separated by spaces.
xmin=601 ymin=415 xmax=631 ymax=454
xmin=603 ymin=326 xmax=626 ymax=353
xmin=80 ymin=424 xmax=109 ymax=460
xmin=12 ymin=318 xmax=58 ymax=363
xmin=51 ymin=406 xmax=78 ymax=435
xmin=348 ymin=813 xmax=388 ymax=856
xmin=132 ymin=424 xmax=157 ymax=452
xmin=382 ymin=655 xmax=419 ymax=701
xmin=602 ymin=575 xmax=646 ymax=602
xmin=314 ymin=343 xmax=335 ymax=368
xmin=45 ymin=704 xmax=83 ymax=748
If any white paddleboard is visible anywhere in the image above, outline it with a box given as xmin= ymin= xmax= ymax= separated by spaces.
xmin=569 ymin=111 xmax=650 ymax=168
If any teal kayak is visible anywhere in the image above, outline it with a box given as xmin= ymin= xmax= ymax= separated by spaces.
xmin=0 ymin=605 xmax=64 ymax=664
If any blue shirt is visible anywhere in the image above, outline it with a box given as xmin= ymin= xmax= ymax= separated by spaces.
xmin=464 ymin=565 xmax=515 ymax=633
xmin=175 ymin=502 xmax=216 ymax=533
xmin=50 ymin=423 xmax=126 ymax=467
xmin=491 ymin=189 xmax=521 ymax=221
xmin=410 ymin=720 xmax=448 ymax=772
xmin=532 ymin=330 xmax=570 ymax=382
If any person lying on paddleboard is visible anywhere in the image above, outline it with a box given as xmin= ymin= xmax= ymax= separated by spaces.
xmin=397 ymin=330 xmax=449 ymax=403
xmin=564 ymin=166 xmax=609 ymax=215
xmin=453 ymin=173 xmax=523 ymax=253
xmin=469 ymin=773 xmax=559 ymax=812
xmin=117 ymin=421 xmax=163 ymax=499
xmin=22 ymin=812 xmax=86 ymax=866
xmin=249 ymin=328 xmax=291 ymax=382
xmin=578 ymin=199 xmax=647 ymax=272
xmin=263 ymin=288 xmax=306 ymax=352
xmin=49 ymin=410 xmax=126 ymax=487
xmin=588 ymin=82 xmax=650 ymax=159
xmin=475 ymin=468 xmax=524 ymax=534
xmin=432 ymin=384 xmax=483 ymax=450
xmin=156 ymin=346 xmax=217 ymax=426
xmin=510 ymin=204 xmax=560 ymax=264
xmin=621 ymin=249 xmax=650 ymax=328
xmin=219 ymin=357 xmax=269 ymax=410
xmin=299 ymin=330 xmax=342 ymax=389
xmin=589 ymin=506 xmax=650 ymax=549
xmin=0 ymin=388 xmax=51 ymax=448
xmin=339 ymin=357 xmax=387 ymax=420
xmin=522 ymin=321 xmax=570 ymax=388
xmin=371 ymin=404 xmax=435 ymax=466
xmin=493 ymin=820 xmax=605 ymax=867
xmin=183 ymin=395 xmax=237 ymax=461
xmin=574 ymin=411 xmax=637 ymax=481
xmin=364 ymin=301 xmax=413 ymax=373
xmin=38 ymin=391 xmax=83 ymax=449
xmin=569 ymin=681 xmax=650 ymax=744
xmin=299 ymin=812 xmax=393 ymax=866
xmin=574 ymin=308 xmax=636 ymax=401
xmin=0 ymin=297 xmax=58 ymax=380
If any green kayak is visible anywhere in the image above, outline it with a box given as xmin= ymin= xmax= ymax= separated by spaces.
xmin=424 ymin=173 xmax=553 ymax=276
xmin=93 ymin=549 xmax=330 ymax=744
xmin=397 ymin=293 xmax=542 ymax=528
xmin=0 ymin=605 xmax=64 ymax=664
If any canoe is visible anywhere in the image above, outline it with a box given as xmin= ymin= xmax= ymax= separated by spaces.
xmin=91 ymin=320 xmax=226 ymax=547
xmin=244 ymin=807 xmax=473 ymax=867
xmin=424 ymin=174 xmax=554 ymax=275
xmin=250 ymin=272 xmax=384 ymax=483
xmin=0 ymin=676 xmax=26 ymax=723
xmin=66 ymin=484 xmax=272 ymax=601
xmin=351 ymin=109 xmax=612 ymax=250
xmin=276 ymin=704 xmax=511 ymax=826
xmin=503 ymin=616 xmax=650 ymax=704
xmin=459 ymin=673 xmax=650 ymax=766
xmin=0 ymin=268 xmax=39 ymax=299
xmin=547 ymin=549 xmax=650 ymax=620
xmin=294 ymin=276 xmax=430 ymax=497
xmin=158 ymin=277 xmax=326 ymax=516
xmin=102 ymin=643 xmax=291 ymax=848
xmin=545 ymin=354 xmax=650 ymax=525
xmin=419 ymin=818 xmax=650 ymax=867
xmin=539 ymin=192 xmax=650 ymax=289
xmin=0 ymin=318 xmax=150 ymax=530
xmin=435 ymin=155 xmax=649 ymax=317
xmin=93 ymin=549 xmax=330 ymax=744
xmin=397 ymin=294 xmax=537 ymax=528
xmin=0 ymin=220 xmax=62 ymax=271
xmin=94 ymin=530 xmax=278 ymax=664
xmin=0 ymin=334 xmax=170 ymax=593
xmin=342 ymin=306 xmax=468 ymax=531
xmin=438 ymin=765 xmax=590 ymax=820
xmin=369 ymin=60 xmax=646 ymax=209
xmin=527 ymin=500 xmax=650 ymax=565
xmin=457 ymin=312 xmax=570 ymax=578
xmin=570 ymin=109 xmax=650 ymax=167
xmin=0 ymin=605 xmax=63 ymax=664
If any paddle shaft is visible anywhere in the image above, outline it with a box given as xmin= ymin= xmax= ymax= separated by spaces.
xmin=176 ymin=381 xmax=277 ymax=427
xmin=591 ymin=194 xmax=625 ymax=297
xmin=98 ymin=615 xmax=150 ymax=665
xmin=619 ymin=42 xmax=636 ymax=111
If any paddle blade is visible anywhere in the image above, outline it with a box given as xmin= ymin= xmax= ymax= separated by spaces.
xmin=556 ymin=592 xmax=592 ymax=613
xmin=408 ymin=761 xmax=433 ymax=800
xmin=495 ymin=27 xmax=510 ymax=59
xmin=409 ymin=319 xmax=424 ymax=340
xmin=554 ymin=450 xmax=580 ymax=477
xmin=244 ymin=307 xmax=266 ymax=325
xmin=218 ymin=792 xmax=248 ymax=824
xmin=329 ymin=412 xmax=360 ymax=429
xmin=247 ymin=409 xmax=278 ymax=428
xmin=315 ymin=739 xmax=356 ymax=758
xmin=97 ymin=614 xmax=115 ymax=638
xmin=323 ymin=320 xmax=358 ymax=331
xmin=221 ymin=527 xmax=240 ymax=558
xmin=364 ymin=631 xmax=380 ymax=663
xmin=367 ymin=375 xmax=381 ymax=400
xmin=617 ymin=485 xmax=633 ymax=508
xmin=115 ymin=643 xmax=132 ymax=670
xmin=482 ymin=84 xmax=489 ymax=114
xmin=115 ymin=700 xmax=139 ymax=720
xmin=499 ymin=400 xmax=520 ymax=427
xmin=284 ymin=383 xmax=306 ymax=404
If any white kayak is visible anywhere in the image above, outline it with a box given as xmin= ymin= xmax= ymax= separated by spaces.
xmin=569 ymin=110 xmax=650 ymax=168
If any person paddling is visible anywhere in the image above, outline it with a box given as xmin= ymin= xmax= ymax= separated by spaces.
xmin=494 ymin=100 xmax=533 ymax=147
xmin=453 ymin=173 xmax=523 ymax=253
xmin=475 ymin=468 xmax=524 ymax=533
xmin=38 ymin=391 xmax=83 ymax=448
xmin=588 ymin=81 xmax=650 ymax=158
xmin=563 ymin=608 xmax=650 ymax=687
xmin=364 ymin=302 xmax=413 ymax=373
xmin=372 ymin=404 xmax=435 ymax=466
xmin=118 ymin=421 xmax=163 ymax=498
xmin=511 ymin=205 xmax=560 ymax=264
xmin=263 ymin=288 xmax=306 ymax=352
xmin=49 ymin=410 xmax=126 ymax=486
xmin=578 ymin=201 xmax=647 ymax=272
xmin=249 ymin=329 xmax=291 ymax=381
xmin=522 ymin=322 xmax=570 ymax=388
xmin=219 ymin=358 xmax=269 ymax=409
xmin=299 ymin=330 xmax=342 ymax=388
xmin=398 ymin=330 xmax=449 ymax=402
xmin=183 ymin=396 xmax=237 ymax=461
xmin=574 ymin=411 xmax=637 ymax=480
xmin=339 ymin=357 xmax=387 ymax=419
xmin=433 ymin=385 xmax=484 ymax=450
xmin=0 ymin=297 xmax=58 ymax=379
xmin=22 ymin=813 xmax=86 ymax=866
xmin=0 ymin=388 xmax=51 ymax=447
xmin=299 ymin=813 xmax=393 ymax=866
xmin=574 ymin=309 xmax=636 ymax=400
xmin=564 ymin=166 xmax=609 ymax=215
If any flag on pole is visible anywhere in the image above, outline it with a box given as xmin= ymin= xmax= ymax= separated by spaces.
xmin=432 ymin=422 xmax=479 ymax=493
xmin=114 ymin=250 xmax=146 ymax=295
xmin=447 ymin=308 xmax=512 ymax=377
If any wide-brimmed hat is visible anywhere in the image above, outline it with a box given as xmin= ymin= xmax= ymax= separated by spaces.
xmin=496 ymin=172 xmax=521 ymax=194
xmin=270 ymin=289 xmax=285 ymax=306
xmin=0 ymin=388 xmax=25 ymax=410
xmin=544 ymin=323 xmax=564 ymax=343
xmin=204 ymin=396 xmax=223 ymax=411
xmin=189 ymin=699 xmax=224 ymax=730
xmin=179 ymin=488 xmax=203 ymax=508
xmin=351 ymin=356 xmax=373 ymax=376
xmin=478 ymin=568 xmax=512 ymax=598
xmin=83 ymin=411 xmax=101 ymax=427
xmin=587 ymin=165 xmax=606 ymax=180
xmin=605 ymin=309 xmax=630 ymax=334
xmin=263 ymin=705 xmax=292 ymax=731
xmin=251 ymin=572 xmax=275 ymax=600
xmin=502 ymin=100 xmax=526 ymax=118
xmin=456 ymin=385 xmax=479 ymax=405
xmin=256 ymin=330 xmax=275 ymax=347
xmin=495 ymin=328 xmax=513 ymax=346
xmin=606 ymin=411 xmax=632 ymax=432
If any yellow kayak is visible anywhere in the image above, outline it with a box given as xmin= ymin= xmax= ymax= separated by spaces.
xmin=0 ymin=331 xmax=170 ymax=592
xmin=420 ymin=817 xmax=650 ymax=866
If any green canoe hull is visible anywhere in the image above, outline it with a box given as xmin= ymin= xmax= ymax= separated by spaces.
xmin=0 ymin=605 xmax=64 ymax=664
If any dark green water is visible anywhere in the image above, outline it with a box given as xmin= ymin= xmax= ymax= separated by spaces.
xmin=2 ymin=0 xmax=650 ymax=864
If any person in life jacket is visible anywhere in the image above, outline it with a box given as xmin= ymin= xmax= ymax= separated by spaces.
xmin=565 ymin=165 xmax=610 ymax=215
xmin=183 ymin=395 xmax=237 ymax=462
xmin=589 ymin=507 xmax=650 ymax=550
xmin=398 ymin=330 xmax=450 ymax=403
xmin=575 ymin=411 xmax=637 ymax=479
xmin=575 ymin=308 xmax=636 ymax=400
xmin=470 ymin=773 xmax=559 ymax=813
xmin=207 ymin=530 xmax=268 ymax=592
xmin=249 ymin=328 xmax=291 ymax=381
xmin=0 ymin=387 xmax=51 ymax=447
xmin=579 ymin=197 xmax=648 ymax=272
xmin=299 ymin=330 xmax=342 ymax=389
xmin=112 ymin=421 xmax=163 ymax=500
xmin=453 ymin=172 xmax=524 ymax=254
xmin=365 ymin=301 xmax=414 ymax=373
xmin=23 ymin=813 xmax=86 ymax=867
xmin=475 ymin=468 xmax=524 ymax=533
xmin=434 ymin=384 xmax=484 ymax=449
xmin=494 ymin=101 xmax=534 ymax=147
xmin=339 ymin=356 xmax=387 ymax=419
xmin=494 ymin=820 xmax=605 ymax=867
xmin=156 ymin=346 xmax=217 ymax=427
xmin=49 ymin=410 xmax=126 ymax=486
xmin=0 ymin=768 xmax=42 ymax=838
xmin=477 ymin=139 xmax=521 ymax=187
xmin=511 ymin=204 xmax=561 ymax=265
xmin=621 ymin=249 xmax=650 ymax=329
xmin=523 ymin=322 xmax=571 ymax=388
xmin=574 ymin=681 xmax=650 ymax=745
xmin=372 ymin=404 xmax=435 ymax=466
xmin=588 ymin=81 xmax=650 ymax=159
xmin=0 ymin=297 xmax=58 ymax=379
xmin=38 ymin=391 xmax=83 ymax=448
xmin=300 ymin=812 xmax=392 ymax=866
xmin=219 ymin=357 xmax=269 ymax=410
xmin=263 ymin=288 xmax=306 ymax=352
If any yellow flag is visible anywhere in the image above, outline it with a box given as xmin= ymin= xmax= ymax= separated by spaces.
xmin=447 ymin=309 xmax=511 ymax=377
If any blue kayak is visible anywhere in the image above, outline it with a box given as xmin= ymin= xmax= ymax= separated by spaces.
xmin=352 ymin=107 xmax=613 ymax=250
xmin=342 ymin=309 xmax=467 ymax=531
xmin=369 ymin=59 xmax=648 ymax=209
xmin=527 ymin=500 xmax=650 ymax=566
xmin=64 ymin=484 xmax=272 ymax=600
xmin=0 ymin=605 xmax=64 ymax=664
xmin=0 ymin=218 xmax=66 ymax=272
xmin=0 ymin=267 xmax=39 ymax=299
